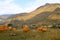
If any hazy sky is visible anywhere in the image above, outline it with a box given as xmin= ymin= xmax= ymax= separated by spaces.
xmin=0 ymin=0 xmax=60 ymax=15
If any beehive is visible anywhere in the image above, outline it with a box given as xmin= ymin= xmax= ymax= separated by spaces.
xmin=23 ymin=25 xmax=30 ymax=32
xmin=12 ymin=28 xmax=17 ymax=31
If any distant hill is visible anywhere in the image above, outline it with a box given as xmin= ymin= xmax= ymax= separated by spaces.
xmin=0 ymin=14 xmax=12 ymax=25
xmin=5 ymin=3 xmax=60 ymax=28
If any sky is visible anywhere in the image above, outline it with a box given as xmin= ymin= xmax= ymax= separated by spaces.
xmin=0 ymin=0 xmax=60 ymax=15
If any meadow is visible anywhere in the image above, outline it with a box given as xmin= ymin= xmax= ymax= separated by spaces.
xmin=0 ymin=28 xmax=60 ymax=40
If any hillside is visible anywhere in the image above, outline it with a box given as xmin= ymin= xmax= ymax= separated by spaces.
xmin=5 ymin=3 xmax=60 ymax=28
xmin=26 ymin=8 xmax=60 ymax=25
xmin=0 ymin=14 xmax=12 ymax=25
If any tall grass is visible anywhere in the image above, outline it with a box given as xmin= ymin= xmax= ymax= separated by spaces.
xmin=0 ymin=28 xmax=60 ymax=40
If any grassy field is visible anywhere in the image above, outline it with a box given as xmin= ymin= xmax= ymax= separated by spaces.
xmin=0 ymin=28 xmax=60 ymax=40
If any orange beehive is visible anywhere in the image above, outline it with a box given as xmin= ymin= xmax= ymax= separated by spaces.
xmin=0 ymin=26 xmax=9 ymax=31
xmin=23 ymin=25 xmax=30 ymax=32
xmin=42 ymin=27 xmax=48 ymax=31
xmin=37 ymin=26 xmax=43 ymax=31
xmin=4 ymin=26 xmax=9 ymax=30
xmin=12 ymin=28 xmax=17 ymax=31
xmin=0 ymin=26 xmax=4 ymax=30
xmin=37 ymin=26 xmax=48 ymax=31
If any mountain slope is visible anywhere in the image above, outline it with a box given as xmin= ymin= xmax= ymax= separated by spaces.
xmin=5 ymin=3 xmax=60 ymax=28
xmin=26 ymin=7 xmax=60 ymax=25
xmin=22 ymin=3 xmax=60 ymax=20
xmin=6 ymin=3 xmax=60 ymax=21
xmin=48 ymin=8 xmax=60 ymax=20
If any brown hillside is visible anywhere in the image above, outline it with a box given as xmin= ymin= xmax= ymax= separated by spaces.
xmin=6 ymin=3 xmax=60 ymax=21
xmin=5 ymin=3 xmax=60 ymax=27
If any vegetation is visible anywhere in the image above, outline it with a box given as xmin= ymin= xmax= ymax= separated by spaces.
xmin=0 ymin=28 xmax=60 ymax=40
xmin=0 ymin=4 xmax=60 ymax=40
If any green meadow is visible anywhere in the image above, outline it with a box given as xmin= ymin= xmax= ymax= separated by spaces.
xmin=0 ymin=28 xmax=60 ymax=40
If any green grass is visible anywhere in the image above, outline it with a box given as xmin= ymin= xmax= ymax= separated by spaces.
xmin=0 ymin=28 xmax=60 ymax=40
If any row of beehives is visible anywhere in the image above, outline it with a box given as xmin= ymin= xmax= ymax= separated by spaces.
xmin=0 ymin=25 xmax=48 ymax=32
xmin=0 ymin=26 xmax=16 ymax=31
xmin=22 ymin=25 xmax=48 ymax=32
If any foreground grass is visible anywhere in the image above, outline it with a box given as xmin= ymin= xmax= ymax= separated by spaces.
xmin=0 ymin=28 xmax=60 ymax=40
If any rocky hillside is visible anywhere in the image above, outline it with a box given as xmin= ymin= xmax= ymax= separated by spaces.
xmin=5 ymin=3 xmax=60 ymax=28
